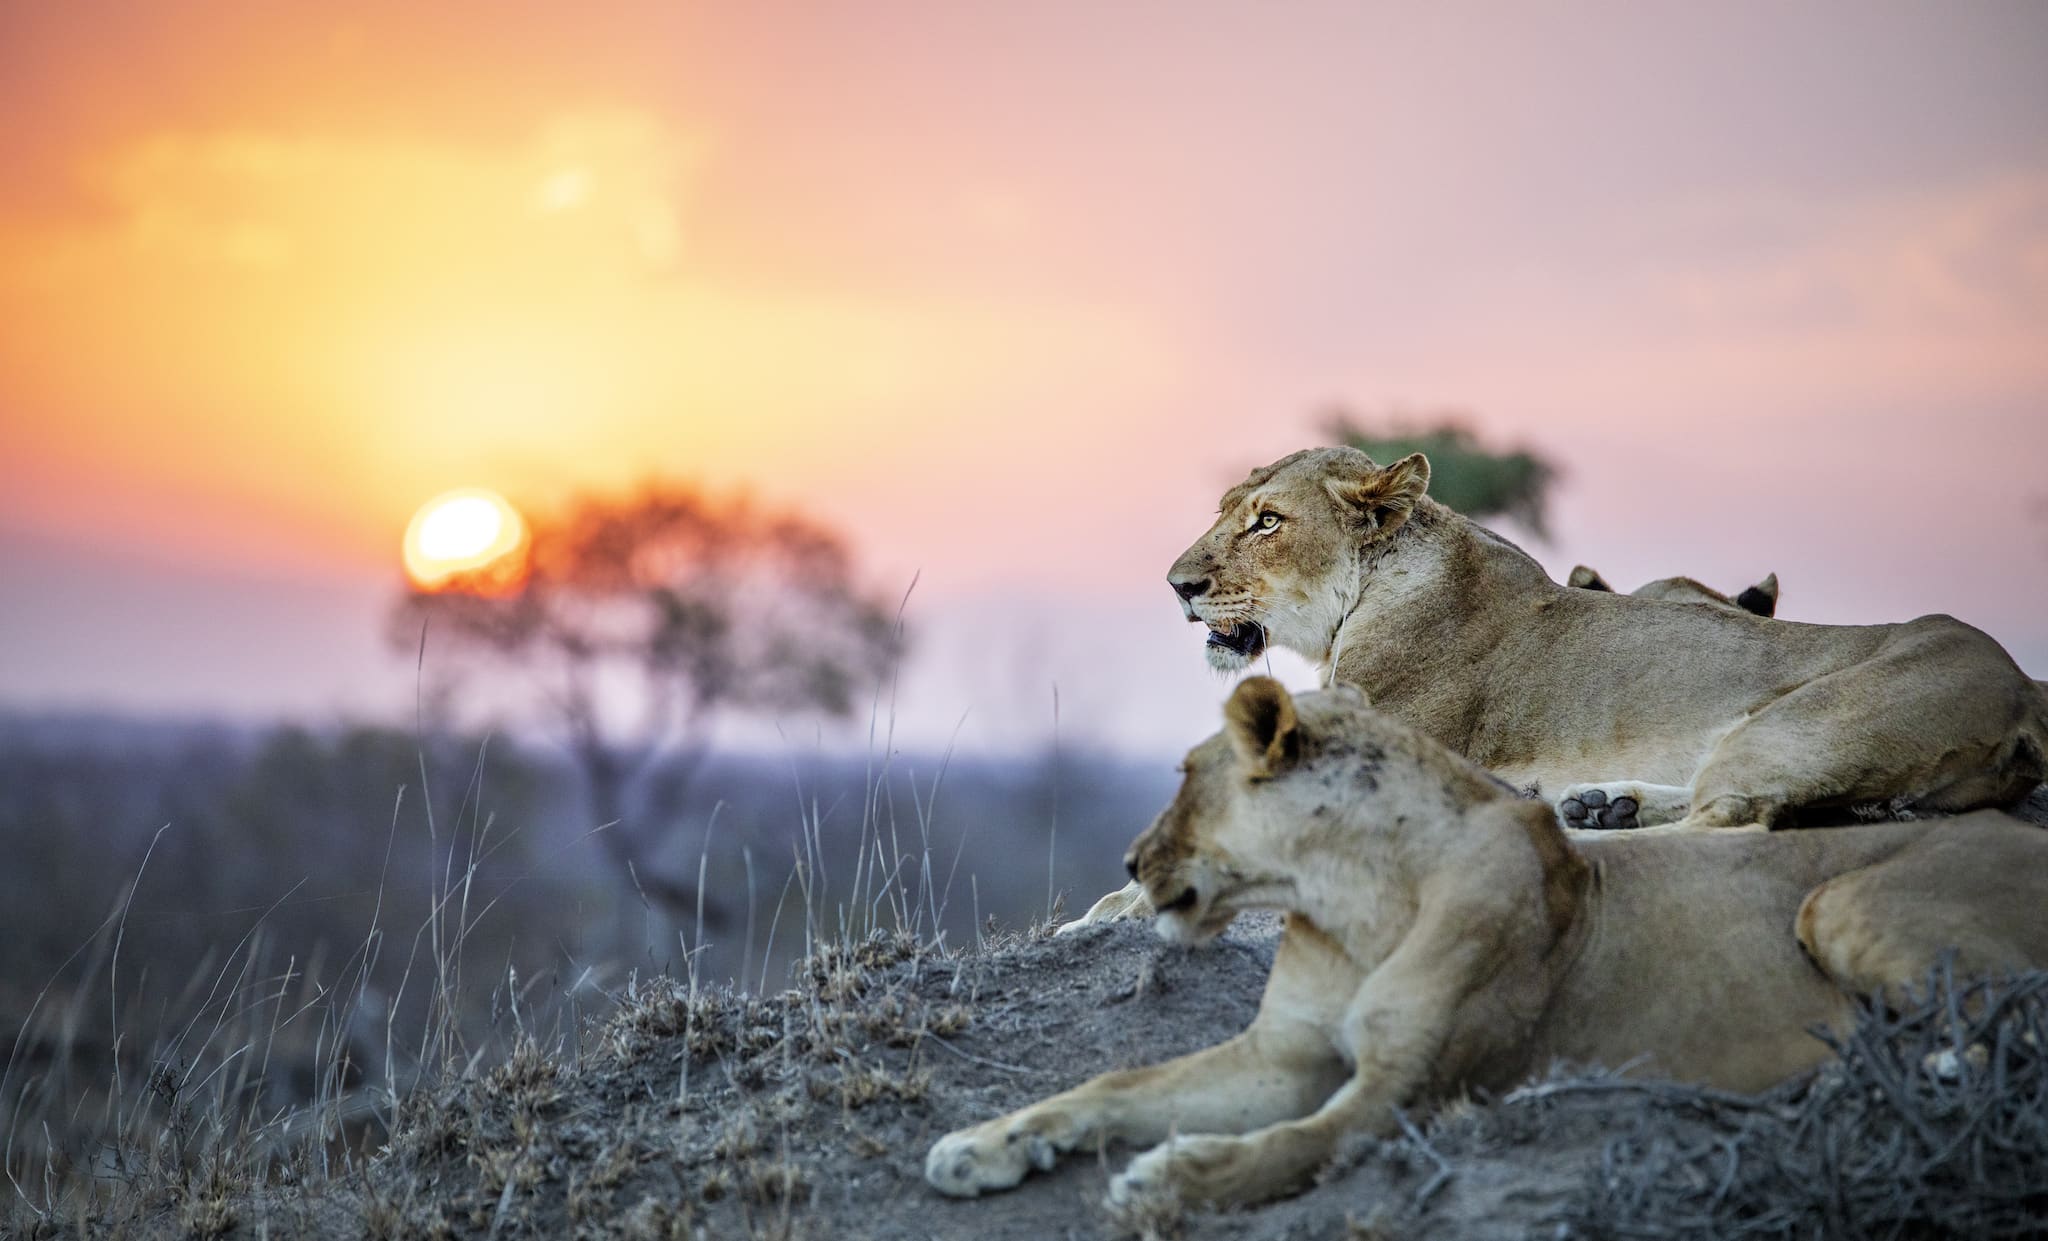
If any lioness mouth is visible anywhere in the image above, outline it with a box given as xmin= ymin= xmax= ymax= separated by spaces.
xmin=1206 ymin=622 xmax=1267 ymax=660
xmin=1159 ymin=887 xmax=1199 ymax=914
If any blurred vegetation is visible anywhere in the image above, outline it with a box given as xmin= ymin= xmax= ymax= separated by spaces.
xmin=388 ymin=482 xmax=906 ymax=928
xmin=0 ymin=710 xmax=1163 ymax=1225
xmin=0 ymin=718 xmax=562 ymax=1055
xmin=0 ymin=718 xmax=571 ymax=1221
xmin=1329 ymin=409 xmax=1560 ymax=537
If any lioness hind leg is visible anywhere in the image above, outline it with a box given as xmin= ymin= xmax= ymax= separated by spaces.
xmin=1557 ymin=782 xmax=1691 ymax=830
xmin=1686 ymin=638 xmax=2047 ymax=829
xmin=1795 ymin=817 xmax=2048 ymax=1005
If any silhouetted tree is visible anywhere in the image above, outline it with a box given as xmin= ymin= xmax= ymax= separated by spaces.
xmin=389 ymin=483 xmax=904 ymax=925
xmin=1329 ymin=409 xmax=1560 ymax=538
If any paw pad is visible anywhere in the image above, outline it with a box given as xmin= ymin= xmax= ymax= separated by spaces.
xmin=1560 ymin=789 xmax=1642 ymax=831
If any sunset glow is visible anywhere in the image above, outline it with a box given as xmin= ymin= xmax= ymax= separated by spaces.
xmin=0 ymin=2 xmax=2042 ymax=744
xmin=402 ymin=489 xmax=528 ymax=593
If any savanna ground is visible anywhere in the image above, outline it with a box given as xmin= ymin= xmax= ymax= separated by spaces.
xmin=4 ymin=720 xmax=2046 ymax=1240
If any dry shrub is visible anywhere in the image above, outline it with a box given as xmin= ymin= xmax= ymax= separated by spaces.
xmin=1566 ymin=965 xmax=2048 ymax=1240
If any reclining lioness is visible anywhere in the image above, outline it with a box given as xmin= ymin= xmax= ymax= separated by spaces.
xmin=1567 ymin=564 xmax=1778 ymax=617
xmin=1569 ymin=565 xmax=2048 ymax=699
xmin=1167 ymin=447 xmax=2047 ymax=833
xmin=931 ymin=679 xmax=2048 ymax=1209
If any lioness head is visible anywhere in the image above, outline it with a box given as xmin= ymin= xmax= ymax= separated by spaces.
xmin=1125 ymin=675 xmax=1472 ymax=944
xmin=1168 ymin=447 xmax=1432 ymax=671
xmin=1127 ymin=676 xmax=1578 ymax=948
xmin=1123 ymin=677 xmax=1325 ymax=943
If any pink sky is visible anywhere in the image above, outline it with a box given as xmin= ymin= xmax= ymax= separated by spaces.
xmin=1 ymin=1 xmax=2044 ymax=754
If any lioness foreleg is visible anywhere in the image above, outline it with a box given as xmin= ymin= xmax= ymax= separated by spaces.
xmin=925 ymin=1022 xmax=1344 ymax=1198
xmin=1108 ymin=917 xmax=1485 ymax=1208
xmin=1105 ymin=1071 xmax=1402 ymax=1208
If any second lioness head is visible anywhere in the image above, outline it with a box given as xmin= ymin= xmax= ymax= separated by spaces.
xmin=1123 ymin=677 xmax=1331 ymax=944
xmin=1124 ymin=677 xmax=1459 ymax=946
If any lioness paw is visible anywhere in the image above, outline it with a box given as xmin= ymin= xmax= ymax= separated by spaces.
xmin=1055 ymin=880 xmax=1153 ymax=936
xmin=925 ymin=1121 xmax=1061 ymax=1197
xmin=1558 ymin=782 xmax=1691 ymax=830
xmin=1558 ymin=786 xmax=1639 ymax=831
xmin=1106 ymin=1142 xmax=1175 ymax=1208
xmin=1108 ymin=1134 xmax=1240 ymax=1209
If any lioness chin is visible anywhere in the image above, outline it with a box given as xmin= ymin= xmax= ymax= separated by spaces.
xmin=1166 ymin=446 xmax=2047 ymax=834
xmin=931 ymin=679 xmax=2048 ymax=1210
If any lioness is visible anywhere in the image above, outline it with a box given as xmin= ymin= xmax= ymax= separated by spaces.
xmin=1567 ymin=564 xmax=1778 ymax=617
xmin=931 ymin=679 xmax=2048 ymax=1209
xmin=1166 ymin=446 xmax=2047 ymax=833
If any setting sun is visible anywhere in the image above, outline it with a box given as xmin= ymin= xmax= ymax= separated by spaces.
xmin=402 ymin=488 xmax=529 ymax=593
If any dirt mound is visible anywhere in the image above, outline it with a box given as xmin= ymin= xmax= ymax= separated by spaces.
xmin=290 ymin=918 xmax=1286 ymax=1240
xmin=131 ymin=902 xmax=2040 ymax=1241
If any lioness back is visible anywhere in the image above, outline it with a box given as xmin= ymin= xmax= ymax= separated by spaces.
xmin=1460 ymin=599 xmax=2024 ymax=793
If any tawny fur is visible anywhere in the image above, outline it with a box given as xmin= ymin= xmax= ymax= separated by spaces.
xmin=1165 ymin=447 xmax=2048 ymax=831
xmin=932 ymin=681 xmax=2048 ymax=1209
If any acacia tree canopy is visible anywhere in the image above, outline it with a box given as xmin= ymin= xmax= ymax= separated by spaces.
xmin=388 ymin=483 xmax=905 ymax=923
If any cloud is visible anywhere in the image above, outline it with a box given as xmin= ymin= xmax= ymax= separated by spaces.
xmin=0 ymin=109 xmax=1175 ymax=573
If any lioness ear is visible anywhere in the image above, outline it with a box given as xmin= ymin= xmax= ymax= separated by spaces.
xmin=1735 ymin=572 xmax=1779 ymax=618
xmin=1568 ymin=565 xmax=1613 ymax=592
xmin=1225 ymin=676 xmax=1300 ymax=779
xmin=1326 ymin=452 xmax=1430 ymax=537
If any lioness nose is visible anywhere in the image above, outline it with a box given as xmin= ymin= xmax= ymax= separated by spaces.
xmin=1124 ymin=853 xmax=1140 ymax=881
xmin=1170 ymin=576 xmax=1210 ymax=602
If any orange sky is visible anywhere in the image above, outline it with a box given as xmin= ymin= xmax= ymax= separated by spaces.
xmin=2 ymin=2 xmax=2045 ymax=752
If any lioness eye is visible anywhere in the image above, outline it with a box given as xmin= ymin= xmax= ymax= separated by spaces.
xmin=1257 ymin=512 xmax=1282 ymax=531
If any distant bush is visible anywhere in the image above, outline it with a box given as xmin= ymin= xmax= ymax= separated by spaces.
xmin=1328 ymin=411 xmax=1560 ymax=537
